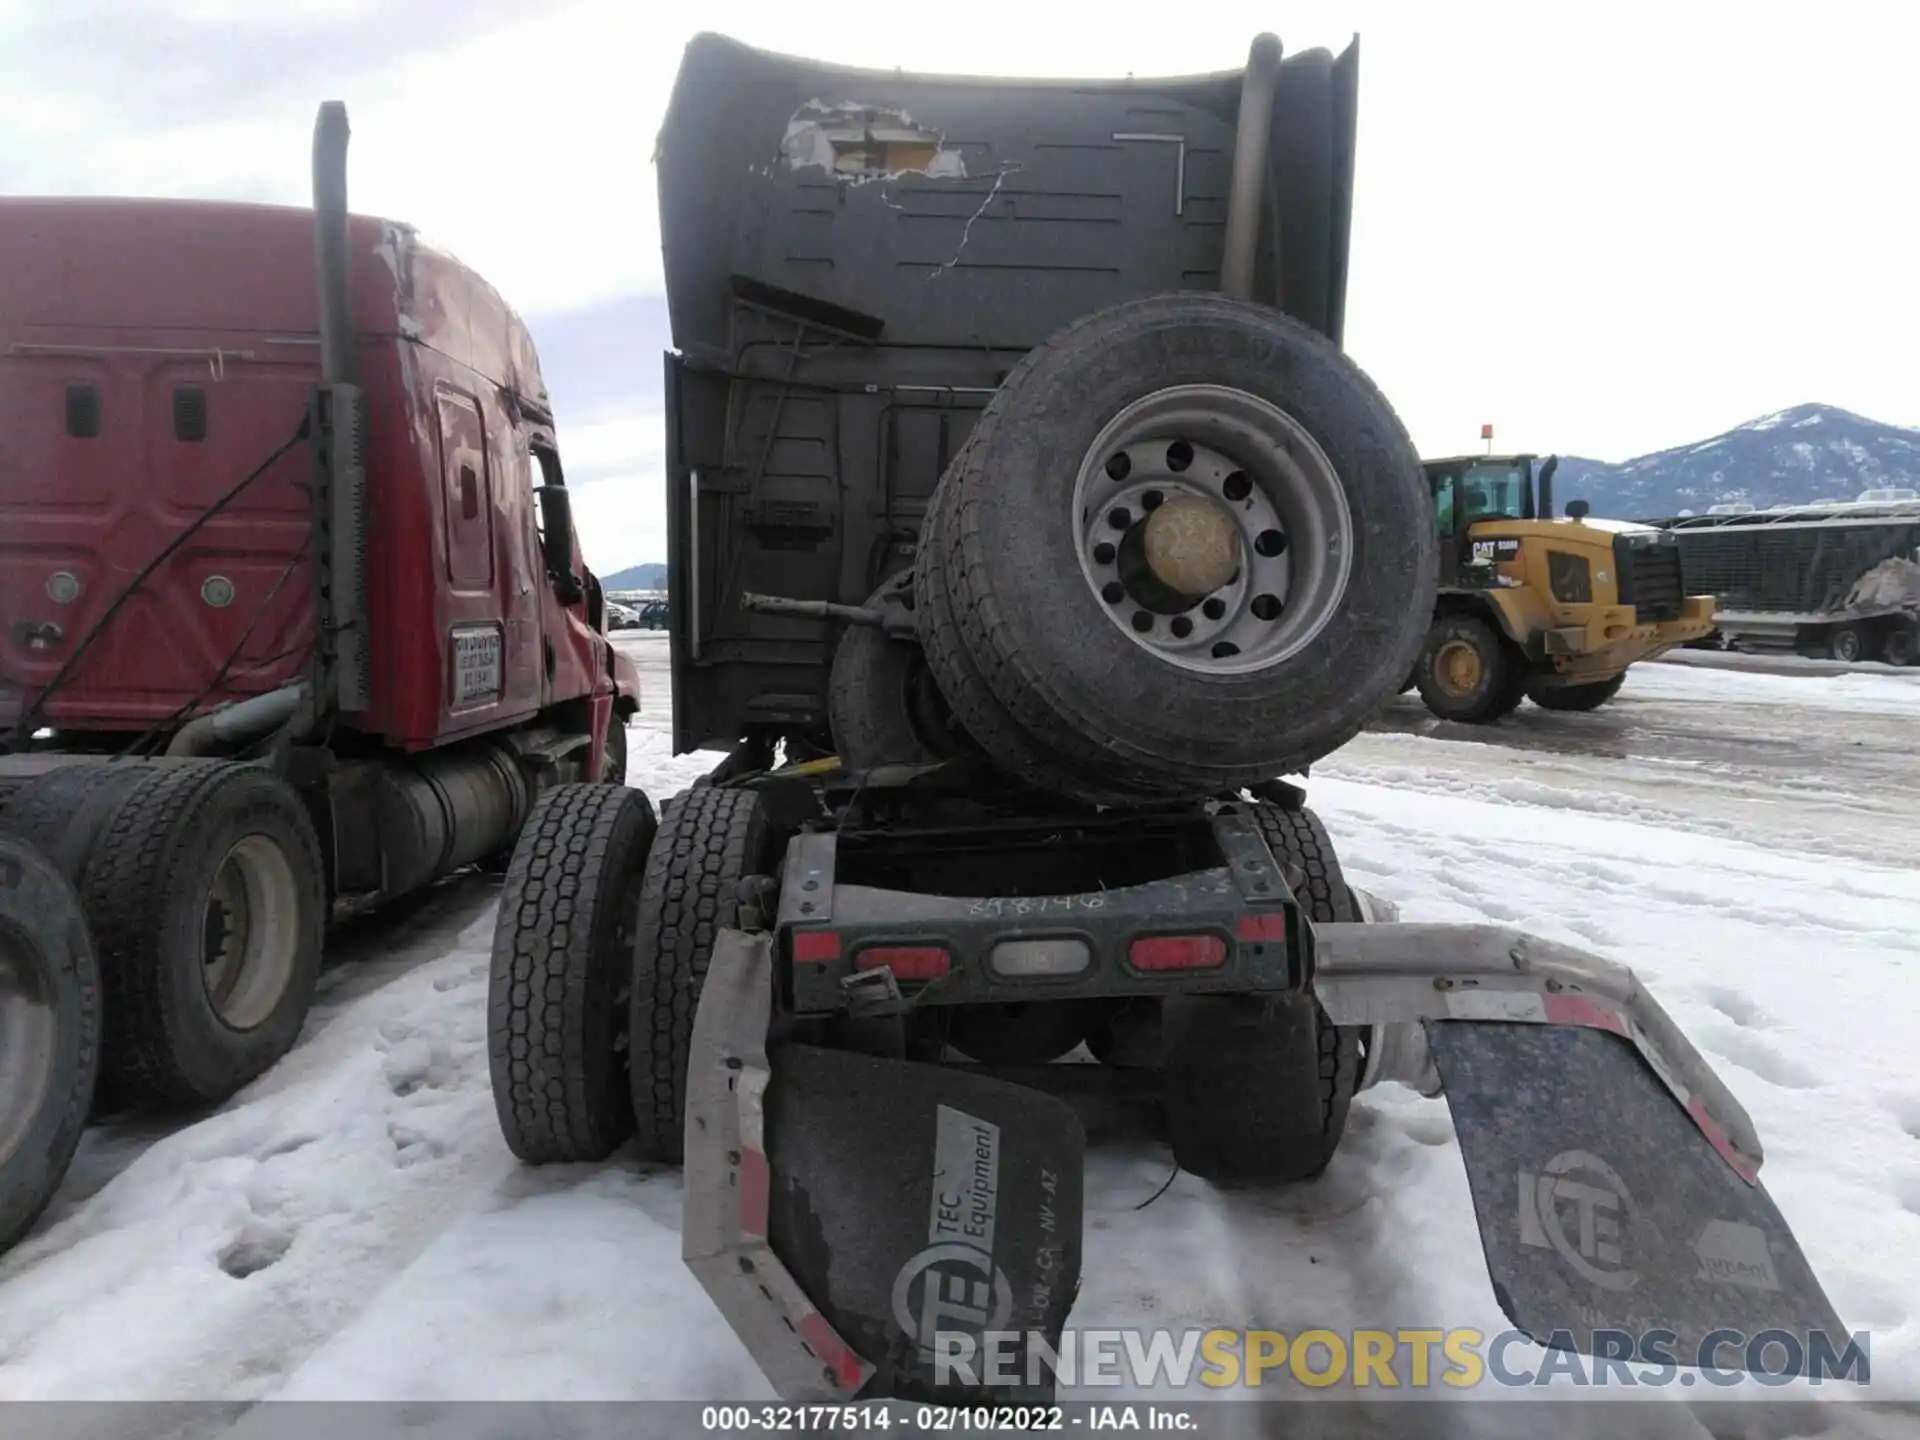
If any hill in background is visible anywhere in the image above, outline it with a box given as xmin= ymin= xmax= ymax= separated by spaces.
xmin=1554 ymin=404 xmax=1920 ymax=518
xmin=600 ymin=563 xmax=667 ymax=591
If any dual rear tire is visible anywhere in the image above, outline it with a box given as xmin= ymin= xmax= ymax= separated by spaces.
xmin=0 ymin=761 xmax=325 ymax=1113
xmin=489 ymin=783 xmax=775 ymax=1167
xmin=489 ymin=785 xmax=1373 ymax=1188
xmin=1162 ymin=801 xmax=1365 ymax=1185
xmin=0 ymin=760 xmax=325 ymax=1254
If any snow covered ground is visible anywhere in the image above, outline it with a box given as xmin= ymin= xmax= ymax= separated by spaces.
xmin=2 ymin=637 xmax=1916 ymax=1436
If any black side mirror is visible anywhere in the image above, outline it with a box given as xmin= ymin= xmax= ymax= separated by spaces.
xmin=536 ymin=481 xmax=585 ymax=605
xmin=1566 ymin=498 xmax=1591 ymax=521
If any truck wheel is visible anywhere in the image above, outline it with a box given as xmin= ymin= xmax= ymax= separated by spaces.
xmin=917 ymin=471 xmax=1145 ymax=805
xmin=1161 ymin=801 xmax=1362 ymax=1185
xmin=1527 ymin=672 xmax=1626 ymax=712
xmin=629 ymin=786 xmax=779 ymax=1164
xmin=1415 ymin=614 xmax=1525 ymax=723
xmin=0 ymin=762 xmax=158 ymax=887
xmin=1829 ymin=626 xmax=1867 ymax=663
xmin=488 ymin=783 xmax=658 ymax=1164
xmin=78 ymin=762 xmax=325 ymax=1110
xmin=0 ymin=837 xmax=100 ymax=1255
xmin=828 ymin=575 xmax=968 ymax=769
xmin=1881 ymin=625 xmax=1918 ymax=668
xmin=916 ymin=293 xmax=1435 ymax=803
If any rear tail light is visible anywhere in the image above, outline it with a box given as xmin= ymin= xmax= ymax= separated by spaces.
xmin=854 ymin=945 xmax=951 ymax=981
xmin=1129 ymin=933 xmax=1229 ymax=972
xmin=990 ymin=937 xmax=1091 ymax=977
xmin=791 ymin=930 xmax=842 ymax=964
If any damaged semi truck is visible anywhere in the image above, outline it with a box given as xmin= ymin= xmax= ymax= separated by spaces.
xmin=0 ymin=107 xmax=639 ymax=1255
xmin=486 ymin=32 xmax=1849 ymax=1404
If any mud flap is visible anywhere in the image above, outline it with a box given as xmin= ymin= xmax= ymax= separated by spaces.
xmin=682 ymin=928 xmax=1083 ymax=1407
xmin=765 ymin=1045 xmax=1085 ymax=1405
xmin=1429 ymin=1021 xmax=1853 ymax=1377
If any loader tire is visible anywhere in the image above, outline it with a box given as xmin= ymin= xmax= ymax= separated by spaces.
xmin=629 ymin=786 xmax=779 ymax=1164
xmin=1161 ymin=802 xmax=1362 ymax=1185
xmin=77 ymin=761 xmax=325 ymax=1111
xmin=488 ymin=783 xmax=658 ymax=1165
xmin=1527 ymin=672 xmax=1626 ymax=712
xmin=0 ymin=836 xmax=100 ymax=1256
xmin=916 ymin=293 xmax=1435 ymax=804
xmin=1415 ymin=614 xmax=1526 ymax=723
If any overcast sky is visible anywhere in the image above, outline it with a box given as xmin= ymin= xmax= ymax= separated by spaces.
xmin=5 ymin=0 xmax=1915 ymax=572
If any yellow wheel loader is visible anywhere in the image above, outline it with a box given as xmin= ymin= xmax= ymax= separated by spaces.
xmin=1407 ymin=454 xmax=1716 ymax=722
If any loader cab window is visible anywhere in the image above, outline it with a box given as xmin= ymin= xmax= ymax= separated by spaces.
xmin=1431 ymin=473 xmax=1458 ymax=536
xmin=1459 ymin=461 xmax=1528 ymax=524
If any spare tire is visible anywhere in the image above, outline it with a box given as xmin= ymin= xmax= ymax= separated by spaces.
xmin=916 ymin=293 xmax=1434 ymax=803
xmin=827 ymin=572 xmax=970 ymax=770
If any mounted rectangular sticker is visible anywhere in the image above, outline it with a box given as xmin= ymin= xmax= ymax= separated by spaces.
xmin=450 ymin=624 xmax=504 ymax=709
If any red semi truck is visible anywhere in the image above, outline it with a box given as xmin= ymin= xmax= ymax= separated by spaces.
xmin=0 ymin=105 xmax=639 ymax=1253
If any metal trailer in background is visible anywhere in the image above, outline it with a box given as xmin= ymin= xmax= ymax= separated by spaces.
xmin=1650 ymin=503 xmax=1920 ymax=664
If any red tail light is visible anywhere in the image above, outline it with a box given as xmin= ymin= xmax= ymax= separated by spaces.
xmin=791 ymin=930 xmax=842 ymax=964
xmin=1129 ymin=934 xmax=1229 ymax=972
xmin=855 ymin=946 xmax=951 ymax=981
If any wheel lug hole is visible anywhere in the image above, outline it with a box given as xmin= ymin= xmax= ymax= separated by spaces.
xmin=1255 ymin=528 xmax=1286 ymax=557
xmin=1107 ymin=507 xmax=1132 ymax=531
xmin=1130 ymin=611 xmax=1154 ymax=633
xmin=1141 ymin=490 xmax=1164 ymax=511
xmin=1093 ymin=542 xmax=1117 ymax=566
xmin=1166 ymin=440 xmax=1195 ymax=473
xmin=1252 ymin=593 xmax=1282 ymax=622
xmin=1102 ymin=582 xmax=1125 ymax=605
xmin=1105 ymin=452 xmax=1132 ymax=482
xmin=1170 ymin=616 xmax=1194 ymax=639
xmin=1222 ymin=471 xmax=1252 ymax=503
xmin=1202 ymin=598 xmax=1227 ymax=621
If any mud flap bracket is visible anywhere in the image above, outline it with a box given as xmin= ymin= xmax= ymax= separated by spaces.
xmin=682 ymin=927 xmax=877 ymax=1402
xmin=1310 ymin=921 xmax=1762 ymax=1179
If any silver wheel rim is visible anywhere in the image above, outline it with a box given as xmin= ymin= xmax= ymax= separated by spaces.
xmin=0 ymin=920 xmax=58 ymax=1168
xmin=202 ymin=835 xmax=301 ymax=1032
xmin=1071 ymin=384 xmax=1355 ymax=676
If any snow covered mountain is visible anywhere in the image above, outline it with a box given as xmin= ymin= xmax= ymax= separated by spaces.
xmin=1552 ymin=404 xmax=1920 ymax=519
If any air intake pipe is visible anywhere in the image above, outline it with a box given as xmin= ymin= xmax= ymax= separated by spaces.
xmin=309 ymin=99 xmax=370 ymax=713
xmin=1220 ymin=33 xmax=1283 ymax=301
xmin=313 ymin=101 xmax=355 ymax=387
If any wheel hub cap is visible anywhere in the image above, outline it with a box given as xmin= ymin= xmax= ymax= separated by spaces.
xmin=200 ymin=835 xmax=300 ymax=1032
xmin=1142 ymin=496 xmax=1240 ymax=596
xmin=1437 ymin=640 xmax=1482 ymax=695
